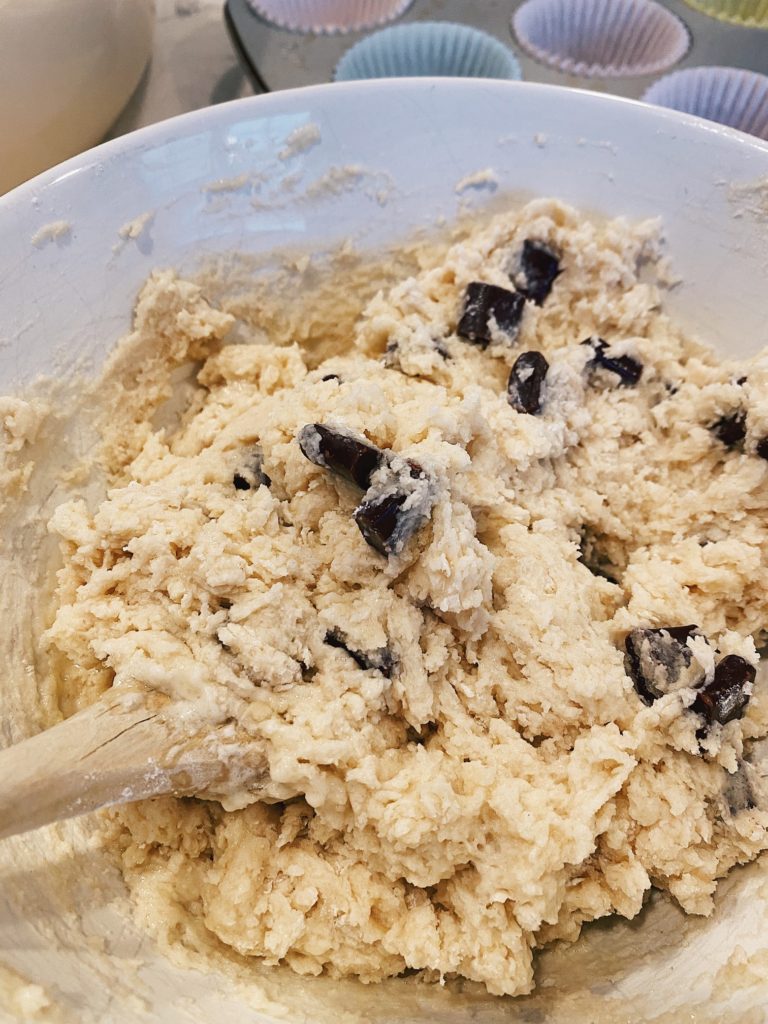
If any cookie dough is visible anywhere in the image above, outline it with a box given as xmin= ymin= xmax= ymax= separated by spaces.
xmin=45 ymin=199 xmax=768 ymax=997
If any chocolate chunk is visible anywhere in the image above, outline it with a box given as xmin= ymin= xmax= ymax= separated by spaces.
xmin=324 ymin=629 xmax=394 ymax=678
xmin=321 ymin=373 xmax=341 ymax=383
xmin=583 ymin=338 xmax=643 ymax=387
xmin=354 ymin=492 xmax=409 ymax=556
xmin=516 ymin=240 xmax=561 ymax=305
xmin=353 ymin=459 xmax=434 ymax=557
xmin=625 ymin=625 xmax=705 ymax=705
xmin=756 ymin=436 xmax=768 ymax=460
xmin=457 ymin=282 xmax=525 ymax=348
xmin=233 ymin=448 xmax=271 ymax=491
xmin=711 ymin=410 xmax=746 ymax=449
xmin=297 ymin=424 xmax=384 ymax=490
xmin=693 ymin=654 xmax=754 ymax=727
xmin=722 ymin=762 xmax=756 ymax=816
xmin=507 ymin=351 xmax=549 ymax=415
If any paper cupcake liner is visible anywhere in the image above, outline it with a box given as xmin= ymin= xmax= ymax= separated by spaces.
xmin=334 ymin=21 xmax=522 ymax=82
xmin=512 ymin=0 xmax=690 ymax=78
xmin=681 ymin=0 xmax=768 ymax=27
xmin=642 ymin=67 xmax=768 ymax=141
xmin=246 ymin=0 xmax=413 ymax=35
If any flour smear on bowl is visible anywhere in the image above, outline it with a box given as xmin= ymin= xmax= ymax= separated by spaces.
xmin=30 ymin=198 xmax=768 ymax=997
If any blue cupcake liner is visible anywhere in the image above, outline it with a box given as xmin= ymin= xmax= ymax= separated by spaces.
xmin=334 ymin=21 xmax=522 ymax=82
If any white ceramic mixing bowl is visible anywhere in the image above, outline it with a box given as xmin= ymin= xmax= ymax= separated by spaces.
xmin=0 ymin=80 xmax=767 ymax=1023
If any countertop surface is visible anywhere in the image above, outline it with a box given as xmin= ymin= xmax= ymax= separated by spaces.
xmin=107 ymin=0 xmax=259 ymax=140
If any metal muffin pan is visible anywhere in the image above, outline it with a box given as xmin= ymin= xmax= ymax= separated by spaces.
xmin=225 ymin=0 xmax=767 ymax=100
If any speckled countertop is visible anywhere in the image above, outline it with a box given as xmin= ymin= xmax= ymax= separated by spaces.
xmin=107 ymin=0 xmax=259 ymax=139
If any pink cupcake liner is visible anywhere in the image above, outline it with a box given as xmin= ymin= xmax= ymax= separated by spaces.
xmin=512 ymin=0 xmax=691 ymax=78
xmin=246 ymin=0 xmax=414 ymax=34
xmin=643 ymin=67 xmax=768 ymax=141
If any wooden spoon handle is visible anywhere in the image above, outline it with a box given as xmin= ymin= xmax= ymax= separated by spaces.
xmin=0 ymin=693 xmax=231 ymax=840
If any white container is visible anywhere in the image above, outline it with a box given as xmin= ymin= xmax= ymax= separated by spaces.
xmin=0 ymin=81 xmax=768 ymax=1023
xmin=0 ymin=0 xmax=155 ymax=194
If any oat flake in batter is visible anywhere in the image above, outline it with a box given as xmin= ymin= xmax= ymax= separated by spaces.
xmin=45 ymin=200 xmax=768 ymax=997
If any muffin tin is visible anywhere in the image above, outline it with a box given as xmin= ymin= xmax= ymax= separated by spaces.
xmin=226 ymin=0 xmax=767 ymax=111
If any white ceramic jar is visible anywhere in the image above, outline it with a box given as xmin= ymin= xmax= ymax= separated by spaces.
xmin=0 ymin=0 xmax=154 ymax=194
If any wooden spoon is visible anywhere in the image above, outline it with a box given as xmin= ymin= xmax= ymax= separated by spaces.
xmin=0 ymin=690 xmax=267 ymax=840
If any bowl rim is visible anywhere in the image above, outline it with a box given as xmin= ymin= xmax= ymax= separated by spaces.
xmin=3 ymin=78 xmax=768 ymax=213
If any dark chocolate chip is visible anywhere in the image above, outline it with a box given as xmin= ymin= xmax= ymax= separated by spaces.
xmin=297 ymin=424 xmax=384 ymax=490
xmin=354 ymin=491 xmax=410 ymax=556
xmin=693 ymin=654 xmax=754 ymax=727
xmin=234 ymin=447 xmax=271 ymax=490
xmin=457 ymin=282 xmax=525 ymax=349
xmin=321 ymin=373 xmax=341 ymax=383
xmin=625 ymin=625 xmax=704 ymax=705
xmin=584 ymin=338 xmax=643 ymax=386
xmin=583 ymin=337 xmax=643 ymax=387
xmin=736 ymin=376 xmax=748 ymax=386
xmin=516 ymin=240 xmax=561 ymax=305
xmin=711 ymin=411 xmax=746 ymax=449
xmin=722 ymin=762 xmax=756 ymax=816
xmin=324 ymin=629 xmax=394 ymax=678
xmin=756 ymin=436 xmax=768 ymax=460
xmin=507 ymin=351 xmax=549 ymax=415
xmin=353 ymin=459 xmax=433 ymax=557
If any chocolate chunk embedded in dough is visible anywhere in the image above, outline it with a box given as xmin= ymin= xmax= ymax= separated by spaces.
xmin=457 ymin=282 xmax=525 ymax=348
xmin=324 ymin=629 xmax=394 ymax=678
xmin=515 ymin=240 xmax=561 ymax=305
xmin=507 ymin=351 xmax=549 ymax=415
xmin=298 ymin=424 xmax=385 ymax=490
xmin=693 ymin=654 xmax=754 ymax=727
xmin=711 ymin=411 xmax=747 ymax=450
xmin=625 ymin=625 xmax=706 ymax=705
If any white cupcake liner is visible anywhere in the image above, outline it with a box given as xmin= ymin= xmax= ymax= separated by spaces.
xmin=643 ymin=67 xmax=768 ymax=141
xmin=334 ymin=21 xmax=522 ymax=82
xmin=246 ymin=0 xmax=413 ymax=34
xmin=681 ymin=0 xmax=768 ymax=27
xmin=512 ymin=0 xmax=690 ymax=78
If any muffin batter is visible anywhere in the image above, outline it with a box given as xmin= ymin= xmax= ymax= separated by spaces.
xmin=45 ymin=200 xmax=768 ymax=997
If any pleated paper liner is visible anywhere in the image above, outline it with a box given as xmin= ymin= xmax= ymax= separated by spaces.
xmin=246 ymin=0 xmax=413 ymax=35
xmin=334 ymin=21 xmax=522 ymax=81
xmin=643 ymin=67 xmax=768 ymax=141
xmin=512 ymin=0 xmax=690 ymax=78
xmin=681 ymin=0 xmax=768 ymax=27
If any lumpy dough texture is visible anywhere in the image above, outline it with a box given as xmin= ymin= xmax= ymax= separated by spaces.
xmin=46 ymin=200 xmax=768 ymax=996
